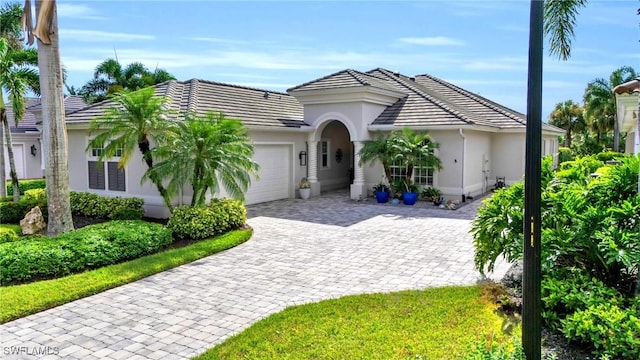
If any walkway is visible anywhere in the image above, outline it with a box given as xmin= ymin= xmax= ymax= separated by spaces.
xmin=0 ymin=192 xmax=510 ymax=360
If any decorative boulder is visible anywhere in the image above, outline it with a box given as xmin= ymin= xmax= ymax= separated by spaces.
xmin=20 ymin=206 xmax=46 ymax=235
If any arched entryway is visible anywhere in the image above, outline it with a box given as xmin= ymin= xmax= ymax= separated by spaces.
xmin=315 ymin=121 xmax=352 ymax=191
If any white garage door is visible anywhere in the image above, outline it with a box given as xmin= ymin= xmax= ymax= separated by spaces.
xmin=245 ymin=144 xmax=291 ymax=204
xmin=3 ymin=144 xmax=25 ymax=180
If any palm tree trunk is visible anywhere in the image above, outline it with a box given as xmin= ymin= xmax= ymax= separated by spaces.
xmin=138 ymin=138 xmax=170 ymax=207
xmin=36 ymin=0 xmax=73 ymax=235
xmin=0 ymin=112 xmax=6 ymax=197
xmin=2 ymin=118 xmax=20 ymax=201
xmin=566 ymin=129 xmax=572 ymax=147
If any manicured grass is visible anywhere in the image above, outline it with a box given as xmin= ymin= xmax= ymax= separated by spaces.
xmin=0 ymin=223 xmax=22 ymax=234
xmin=0 ymin=228 xmax=252 ymax=323
xmin=196 ymin=284 xmax=520 ymax=360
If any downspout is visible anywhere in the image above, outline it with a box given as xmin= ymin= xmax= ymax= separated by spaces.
xmin=459 ymin=129 xmax=466 ymax=202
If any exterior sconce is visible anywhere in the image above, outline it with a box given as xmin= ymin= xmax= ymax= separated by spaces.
xmin=299 ymin=151 xmax=307 ymax=166
xmin=30 ymin=144 xmax=37 ymax=157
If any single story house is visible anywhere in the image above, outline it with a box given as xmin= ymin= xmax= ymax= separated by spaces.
xmin=3 ymin=96 xmax=86 ymax=180
xmin=63 ymin=68 xmax=563 ymax=218
xmin=614 ymin=77 xmax=639 ymax=155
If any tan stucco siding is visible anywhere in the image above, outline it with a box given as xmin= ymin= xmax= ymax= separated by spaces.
xmin=462 ymin=130 xmax=491 ymax=197
xmin=430 ymin=130 xmax=463 ymax=197
xmin=491 ymin=133 xmax=525 ymax=185
xmin=317 ymin=122 xmax=352 ymax=191
xmin=7 ymin=133 xmax=42 ymax=179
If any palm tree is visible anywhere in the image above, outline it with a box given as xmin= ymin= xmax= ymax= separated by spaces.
xmin=88 ymin=87 xmax=172 ymax=205
xmin=548 ymin=100 xmax=585 ymax=147
xmin=0 ymin=2 xmax=22 ymax=49
xmin=80 ymin=58 xmax=176 ymax=104
xmin=144 ymin=112 xmax=259 ymax=207
xmin=22 ymin=0 xmax=74 ymax=235
xmin=358 ymin=131 xmax=395 ymax=183
xmin=387 ymin=127 xmax=442 ymax=187
xmin=583 ymin=66 xmax=638 ymax=151
xmin=0 ymin=38 xmax=40 ymax=201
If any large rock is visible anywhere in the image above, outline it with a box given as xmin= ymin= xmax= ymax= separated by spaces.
xmin=20 ymin=206 xmax=46 ymax=235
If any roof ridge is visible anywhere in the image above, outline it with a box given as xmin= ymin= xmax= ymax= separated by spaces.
xmin=287 ymin=69 xmax=353 ymax=92
xmin=186 ymin=79 xmax=199 ymax=113
xmin=193 ymin=78 xmax=291 ymax=96
xmin=346 ymin=69 xmax=369 ymax=86
xmin=371 ymin=68 xmax=475 ymax=125
xmin=416 ymin=74 xmax=525 ymax=124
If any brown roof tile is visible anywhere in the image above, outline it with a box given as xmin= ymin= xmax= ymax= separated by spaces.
xmin=288 ymin=69 xmax=403 ymax=94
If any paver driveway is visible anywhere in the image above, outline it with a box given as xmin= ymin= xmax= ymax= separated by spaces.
xmin=0 ymin=191 xmax=510 ymax=360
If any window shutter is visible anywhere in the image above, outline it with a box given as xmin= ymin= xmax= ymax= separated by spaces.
xmin=107 ymin=162 xmax=126 ymax=191
xmin=88 ymin=161 xmax=105 ymax=190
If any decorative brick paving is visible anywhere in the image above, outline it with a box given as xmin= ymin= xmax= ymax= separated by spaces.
xmin=0 ymin=191 xmax=509 ymax=359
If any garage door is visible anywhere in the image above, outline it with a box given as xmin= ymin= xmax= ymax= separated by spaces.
xmin=245 ymin=144 xmax=291 ymax=204
xmin=3 ymin=144 xmax=25 ymax=180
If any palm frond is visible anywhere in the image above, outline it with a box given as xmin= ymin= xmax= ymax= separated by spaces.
xmin=543 ymin=0 xmax=587 ymax=60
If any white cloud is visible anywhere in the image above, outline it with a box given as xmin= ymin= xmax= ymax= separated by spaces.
xmin=60 ymin=29 xmax=155 ymax=42
xmin=398 ymin=36 xmax=465 ymax=46
xmin=186 ymin=37 xmax=250 ymax=45
xmin=57 ymin=4 xmax=106 ymax=20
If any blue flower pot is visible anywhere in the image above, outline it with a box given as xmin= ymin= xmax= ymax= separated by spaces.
xmin=375 ymin=190 xmax=390 ymax=203
xmin=402 ymin=191 xmax=418 ymax=205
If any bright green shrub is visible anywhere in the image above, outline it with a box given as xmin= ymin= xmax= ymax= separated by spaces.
xmin=0 ymin=220 xmax=172 ymax=284
xmin=168 ymin=199 xmax=246 ymax=240
xmin=0 ymin=229 xmax=18 ymax=244
xmin=69 ymin=192 xmax=144 ymax=220
xmin=596 ymin=151 xmax=622 ymax=162
xmin=562 ymin=302 xmax=640 ymax=359
xmin=5 ymin=179 xmax=45 ymax=196
xmin=558 ymin=147 xmax=573 ymax=164
xmin=555 ymin=155 xmax=604 ymax=182
xmin=463 ymin=336 xmax=525 ymax=360
xmin=23 ymin=188 xmax=46 ymax=201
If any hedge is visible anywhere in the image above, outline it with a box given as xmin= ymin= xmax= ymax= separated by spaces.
xmin=0 ymin=192 xmax=144 ymax=223
xmin=5 ymin=179 xmax=46 ymax=196
xmin=0 ymin=229 xmax=18 ymax=244
xmin=0 ymin=220 xmax=172 ymax=285
xmin=168 ymin=199 xmax=246 ymax=240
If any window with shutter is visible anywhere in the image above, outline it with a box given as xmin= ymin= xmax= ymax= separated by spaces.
xmin=88 ymin=161 xmax=106 ymax=190
xmin=107 ymin=162 xmax=126 ymax=191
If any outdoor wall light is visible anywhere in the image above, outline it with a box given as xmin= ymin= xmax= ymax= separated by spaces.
xmin=299 ymin=151 xmax=307 ymax=166
xmin=30 ymin=144 xmax=37 ymax=157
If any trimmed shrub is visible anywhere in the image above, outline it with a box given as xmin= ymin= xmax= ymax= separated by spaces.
xmin=6 ymin=179 xmax=46 ymax=196
xmin=0 ymin=220 xmax=172 ymax=284
xmin=23 ymin=188 xmax=46 ymax=201
xmin=69 ymin=192 xmax=144 ymax=220
xmin=558 ymin=146 xmax=573 ymax=164
xmin=168 ymin=199 xmax=246 ymax=240
xmin=0 ymin=199 xmax=47 ymax=223
xmin=0 ymin=229 xmax=18 ymax=244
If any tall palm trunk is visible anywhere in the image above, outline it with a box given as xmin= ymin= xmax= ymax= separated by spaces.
xmin=35 ymin=0 xmax=73 ymax=235
xmin=0 ymin=109 xmax=5 ymax=197
xmin=1 ymin=93 xmax=20 ymax=200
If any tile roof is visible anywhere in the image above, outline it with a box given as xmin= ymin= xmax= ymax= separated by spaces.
xmin=288 ymin=69 xmax=403 ymax=94
xmin=65 ymin=80 xmax=306 ymax=128
xmin=5 ymin=98 xmax=40 ymax=133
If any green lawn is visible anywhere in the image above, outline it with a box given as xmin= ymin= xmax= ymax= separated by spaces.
xmin=196 ymin=284 xmax=520 ymax=360
xmin=0 ymin=228 xmax=252 ymax=323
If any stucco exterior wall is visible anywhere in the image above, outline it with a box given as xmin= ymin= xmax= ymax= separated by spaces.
xmin=429 ymin=130 xmax=463 ymax=197
xmin=5 ymin=133 xmax=42 ymax=179
xmin=462 ymin=130 xmax=491 ymax=197
xmin=317 ymin=121 xmax=352 ymax=190
xmin=490 ymin=133 xmax=525 ymax=185
xmin=304 ymin=102 xmax=388 ymax=141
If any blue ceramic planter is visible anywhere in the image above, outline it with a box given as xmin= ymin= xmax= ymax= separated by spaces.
xmin=375 ymin=190 xmax=390 ymax=203
xmin=402 ymin=191 xmax=418 ymax=205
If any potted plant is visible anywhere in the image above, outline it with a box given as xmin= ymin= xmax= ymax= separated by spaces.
xmin=299 ymin=177 xmax=311 ymax=200
xmin=372 ymin=182 xmax=390 ymax=203
xmin=421 ymin=187 xmax=443 ymax=205
xmin=401 ymin=179 xmax=419 ymax=206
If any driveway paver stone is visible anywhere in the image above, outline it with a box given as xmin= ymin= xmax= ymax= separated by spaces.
xmin=0 ymin=191 xmax=510 ymax=359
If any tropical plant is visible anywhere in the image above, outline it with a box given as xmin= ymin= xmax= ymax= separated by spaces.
xmin=80 ymin=58 xmax=176 ymax=104
xmin=0 ymin=38 xmax=39 ymax=202
xmin=358 ymin=131 xmax=395 ymax=182
xmin=88 ymin=87 xmax=172 ymax=206
xmin=24 ymin=0 xmax=74 ymax=235
xmin=388 ymin=127 xmax=442 ymax=184
xmin=144 ymin=112 xmax=259 ymax=207
xmin=548 ymin=100 xmax=584 ymax=147
xmin=0 ymin=2 xmax=22 ymax=49
xmin=583 ymin=66 xmax=638 ymax=150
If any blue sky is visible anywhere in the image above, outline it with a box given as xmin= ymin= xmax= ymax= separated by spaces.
xmin=54 ymin=0 xmax=639 ymax=118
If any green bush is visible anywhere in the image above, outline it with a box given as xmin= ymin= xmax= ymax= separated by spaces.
xmin=168 ymin=199 xmax=246 ymax=240
xmin=562 ymin=302 xmax=640 ymax=359
xmin=6 ymin=179 xmax=45 ymax=196
xmin=69 ymin=192 xmax=144 ymax=220
xmin=0 ymin=220 xmax=172 ymax=284
xmin=464 ymin=336 xmax=525 ymax=360
xmin=0 ymin=199 xmax=47 ymax=223
xmin=23 ymin=188 xmax=46 ymax=201
xmin=0 ymin=229 xmax=18 ymax=244
xmin=0 ymin=196 xmax=12 ymax=203
xmin=558 ymin=147 xmax=573 ymax=164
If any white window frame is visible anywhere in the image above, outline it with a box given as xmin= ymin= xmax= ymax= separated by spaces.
xmin=321 ymin=139 xmax=330 ymax=169
xmin=87 ymin=137 xmax=126 ymax=192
